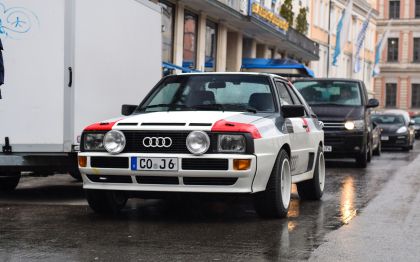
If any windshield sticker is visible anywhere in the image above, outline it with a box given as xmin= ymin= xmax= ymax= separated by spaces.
xmin=0 ymin=2 xmax=39 ymax=39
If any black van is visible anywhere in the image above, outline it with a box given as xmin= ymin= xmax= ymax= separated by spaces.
xmin=293 ymin=78 xmax=379 ymax=167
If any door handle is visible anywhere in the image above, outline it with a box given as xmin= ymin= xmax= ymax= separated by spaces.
xmin=302 ymin=124 xmax=308 ymax=128
xmin=68 ymin=67 xmax=73 ymax=87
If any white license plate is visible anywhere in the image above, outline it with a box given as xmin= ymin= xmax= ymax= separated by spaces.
xmin=131 ymin=157 xmax=178 ymax=171
xmin=381 ymin=136 xmax=389 ymax=141
xmin=323 ymin=146 xmax=332 ymax=152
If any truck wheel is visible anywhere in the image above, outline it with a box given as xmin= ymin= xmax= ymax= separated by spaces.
xmin=69 ymin=170 xmax=82 ymax=182
xmin=356 ymin=145 xmax=368 ymax=168
xmin=0 ymin=172 xmax=21 ymax=191
xmin=86 ymin=189 xmax=128 ymax=214
xmin=297 ymin=146 xmax=325 ymax=200
xmin=367 ymin=144 xmax=372 ymax=163
xmin=254 ymin=149 xmax=291 ymax=219
xmin=373 ymin=142 xmax=381 ymax=156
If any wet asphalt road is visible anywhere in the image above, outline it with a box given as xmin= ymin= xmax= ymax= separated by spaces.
xmin=0 ymin=143 xmax=419 ymax=262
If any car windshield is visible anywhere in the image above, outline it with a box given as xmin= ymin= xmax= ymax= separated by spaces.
xmin=293 ymin=81 xmax=362 ymax=106
xmin=372 ymin=115 xmax=405 ymax=125
xmin=136 ymin=75 xmax=276 ymax=113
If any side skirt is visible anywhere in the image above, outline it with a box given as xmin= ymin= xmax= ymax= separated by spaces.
xmin=292 ymin=170 xmax=314 ymax=184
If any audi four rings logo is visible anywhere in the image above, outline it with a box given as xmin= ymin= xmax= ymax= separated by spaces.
xmin=142 ymin=137 xmax=173 ymax=148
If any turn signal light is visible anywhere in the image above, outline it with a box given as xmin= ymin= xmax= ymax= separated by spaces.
xmin=233 ymin=159 xmax=251 ymax=170
xmin=78 ymin=156 xmax=87 ymax=167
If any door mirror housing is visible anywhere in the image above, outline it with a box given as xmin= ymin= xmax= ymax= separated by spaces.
xmin=367 ymin=98 xmax=379 ymax=108
xmin=121 ymin=104 xmax=137 ymax=116
xmin=409 ymin=119 xmax=416 ymax=126
xmin=281 ymin=105 xmax=305 ymax=118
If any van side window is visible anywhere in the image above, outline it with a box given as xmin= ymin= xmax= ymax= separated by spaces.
xmin=275 ymin=81 xmax=294 ymax=106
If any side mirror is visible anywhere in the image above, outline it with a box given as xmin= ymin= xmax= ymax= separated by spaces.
xmin=281 ymin=105 xmax=305 ymax=118
xmin=367 ymin=98 xmax=379 ymax=108
xmin=121 ymin=104 xmax=137 ymax=116
xmin=409 ymin=119 xmax=415 ymax=126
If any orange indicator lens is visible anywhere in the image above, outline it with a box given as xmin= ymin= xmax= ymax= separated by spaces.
xmin=78 ymin=156 xmax=87 ymax=167
xmin=233 ymin=159 xmax=251 ymax=170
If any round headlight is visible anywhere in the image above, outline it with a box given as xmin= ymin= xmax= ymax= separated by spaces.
xmin=104 ymin=130 xmax=126 ymax=154
xmin=344 ymin=121 xmax=355 ymax=130
xmin=186 ymin=131 xmax=210 ymax=155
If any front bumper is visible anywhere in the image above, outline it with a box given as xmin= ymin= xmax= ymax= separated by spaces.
xmin=323 ymin=131 xmax=365 ymax=158
xmin=380 ymin=134 xmax=410 ymax=148
xmin=78 ymin=153 xmax=257 ymax=193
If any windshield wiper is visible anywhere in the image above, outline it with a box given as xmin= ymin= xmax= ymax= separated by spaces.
xmin=190 ymin=104 xmax=225 ymax=111
xmin=138 ymin=104 xmax=187 ymax=111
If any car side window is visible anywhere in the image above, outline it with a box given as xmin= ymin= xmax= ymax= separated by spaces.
xmin=275 ymin=81 xmax=294 ymax=106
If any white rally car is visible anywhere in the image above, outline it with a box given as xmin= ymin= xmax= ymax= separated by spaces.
xmin=78 ymin=73 xmax=325 ymax=218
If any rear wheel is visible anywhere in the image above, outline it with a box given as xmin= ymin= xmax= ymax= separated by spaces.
xmin=0 ymin=172 xmax=21 ymax=191
xmin=297 ymin=146 xmax=325 ymax=200
xmin=86 ymin=189 xmax=128 ymax=214
xmin=254 ymin=149 xmax=291 ymax=219
xmin=373 ymin=141 xmax=381 ymax=156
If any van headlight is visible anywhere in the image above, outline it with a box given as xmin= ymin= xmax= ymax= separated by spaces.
xmin=104 ymin=130 xmax=126 ymax=154
xmin=345 ymin=120 xmax=364 ymax=131
xmin=396 ymin=126 xmax=408 ymax=134
xmin=186 ymin=131 xmax=210 ymax=155
xmin=83 ymin=133 xmax=105 ymax=151
xmin=218 ymin=134 xmax=246 ymax=153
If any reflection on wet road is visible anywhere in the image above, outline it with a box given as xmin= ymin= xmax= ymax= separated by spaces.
xmin=0 ymin=144 xmax=419 ymax=261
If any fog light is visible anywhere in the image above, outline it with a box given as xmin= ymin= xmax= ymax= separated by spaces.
xmin=233 ymin=159 xmax=251 ymax=170
xmin=78 ymin=156 xmax=87 ymax=167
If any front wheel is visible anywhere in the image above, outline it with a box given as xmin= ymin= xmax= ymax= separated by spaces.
xmin=297 ymin=146 xmax=325 ymax=200
xmin=254 ymin=149 xmax=292 ymax=219
xmin=86 ymin=189 xmax=128 ymax=214
xmin=0 ymin=172 xmax=21 ymax=191
xmin=373 ymin=141 xmax=381 ymax=156
xmin=355 ymin=145 xmax=368 ymax=168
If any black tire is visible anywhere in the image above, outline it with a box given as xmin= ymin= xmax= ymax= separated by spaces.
xmin=297 ymin=146 xmax=325 ymax=200
xmin=254 ymin=149 xmax=291 ymax=219
xmin=0 ymin=172 xmax=21 ymax=191
xmin=69 ymin=170 xmax=82 ymax=182
xmin=373 ymin=141 xmax=381 ymax=156
xmin=86 ymin=189 xmax=128 ymax=214
xmin=367 ymin=143 xmax=372 ymax=163
xmin=402 ymin=146 xmax=410 ymax=152
xmin=355 ymin=144 xmax=368 ymax=168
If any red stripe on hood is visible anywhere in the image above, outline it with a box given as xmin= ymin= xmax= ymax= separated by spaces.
xmin=211 ymin=120 xmax=262 ymax=139
xmin=83 ymin=120 xmax=120 ymax=131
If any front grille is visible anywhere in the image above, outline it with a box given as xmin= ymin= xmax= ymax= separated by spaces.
xmin=122 ymin=131 xmax=217 ymax=154
xmin=136 ymin=176 xmax=179 ymax=185
xmin=183 ymin=177 xmax=238 ymax=186
xmin=90 ymin=157 xmax=129 ymax=169
xmin=323 ymin=122 xmax=346 ymax=131
xmin=87 ymin=175 xmax=132 ymax=183
xmin=182 ymin=158 xmax=228 ymax=170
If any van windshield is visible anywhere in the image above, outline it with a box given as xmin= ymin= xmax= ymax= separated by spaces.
xmin=294 ymin=81 xmax=362 ymax=106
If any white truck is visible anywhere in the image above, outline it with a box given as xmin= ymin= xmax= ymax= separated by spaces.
xmin=0 ymin=0 xmax=162 ymax=190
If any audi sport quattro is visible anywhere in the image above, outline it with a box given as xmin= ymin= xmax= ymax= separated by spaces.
xmin=78 ymin=73 xmax=325 ymax=218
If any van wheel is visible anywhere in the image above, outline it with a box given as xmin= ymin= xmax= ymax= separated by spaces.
xmin=297 ymin=146 xmax=325 ymax=200
xmin=254 ymin=149 xmax=291 ymax=218
xmin=86 ymin=189 xmax=128 ymax=214
xmin=356 ymin=145 xmax=368 ymax=168
xmin=0 ymin=172 xmax=21 ymax=191
xmin=367 ymin=144 xmax=372 ymax=163
xmin=69 ymin=170 xmax=82 ymax=182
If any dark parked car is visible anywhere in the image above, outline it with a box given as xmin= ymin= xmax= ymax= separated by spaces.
xmin=293 ymin=78 xmax=379 ymax=167
xmin=372 ymin=110 xmax=415 ymax=151
xmin=411 ymin=115 xmax=420 ymax=139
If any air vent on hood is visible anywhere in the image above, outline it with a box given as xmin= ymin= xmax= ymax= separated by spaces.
xmin=141 ymin=123 xmax=186 ymax=126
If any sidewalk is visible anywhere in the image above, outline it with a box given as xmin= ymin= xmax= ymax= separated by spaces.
xmin=309 ymin=154 xmax=420 ymax=262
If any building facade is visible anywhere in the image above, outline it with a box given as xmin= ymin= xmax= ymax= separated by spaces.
xmin=374 ymin=0 xmax=420 ymax=112
xmin=152 ymin=0 xmax=319 ymax=74
xmin=309 ymin=0 xmax=377 ymax=93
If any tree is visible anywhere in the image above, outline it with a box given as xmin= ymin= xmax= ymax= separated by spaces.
xmin=280 ymin=0 xmax=294 ymax=27
xmin=296 ymin=8 xmax=308 ymax=34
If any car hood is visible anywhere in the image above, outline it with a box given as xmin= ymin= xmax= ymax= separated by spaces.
xmin=111 ymin=111 xmax=270 ymax=131
xmin=310 ymin=105 xmax=364 ymax=122
xmin=378 ymin=124 xmax=404 ymax=134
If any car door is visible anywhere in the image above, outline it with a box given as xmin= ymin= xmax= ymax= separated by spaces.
xmin=274 ymin=80 xmax=309 ymax=175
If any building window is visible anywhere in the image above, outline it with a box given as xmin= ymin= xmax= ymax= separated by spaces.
xmin=412 ymin=84 xmax=420 ymax=108
xmin=416 ymin=0 xmax=420 ymax=18
xmin=387 ymin=38 xmax=399 ymax=62
xmin=414 ymin=38 xmax=420 ymax=62
xmin=389 ymin=0 xmax=400 ymax=19
xmin=183 ymin=11 xmax=198 ymax=69
xmin=205 ymin=20 xmax=217 ymax=72
xmin=386 ymin=83 xmax=397 ymax=108
xmin=159 ymin=1 xmax=174 ymax=63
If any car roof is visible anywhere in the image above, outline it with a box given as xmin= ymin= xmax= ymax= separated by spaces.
xmin=176 ymin=72 xmax=288 ymax=81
